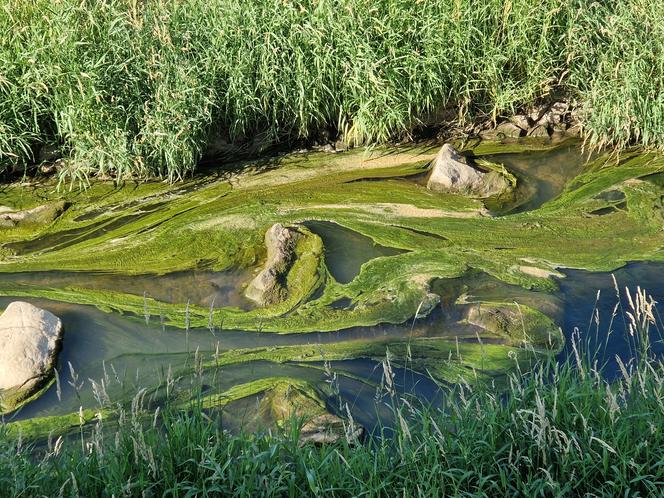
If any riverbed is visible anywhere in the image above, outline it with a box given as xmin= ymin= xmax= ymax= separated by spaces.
xmin=1 ymin=140 xmax=663 ymax=434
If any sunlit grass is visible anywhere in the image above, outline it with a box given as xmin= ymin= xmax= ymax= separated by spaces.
xmin=2 ymin=0 xmax=662 ymax=183
xmin=1 ymin=285 xmax=663 ymax=496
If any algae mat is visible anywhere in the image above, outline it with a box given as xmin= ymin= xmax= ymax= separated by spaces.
xmin=1 ymin=139 xmax=663 ymax=429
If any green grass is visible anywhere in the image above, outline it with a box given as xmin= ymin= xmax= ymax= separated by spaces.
xmin=1 ymin=0 xmax=664 ymax=182
xmin=1 ymin=284 xmax=662 ymax=496
xmin=2 ymin=347 xmax=664 ymax=496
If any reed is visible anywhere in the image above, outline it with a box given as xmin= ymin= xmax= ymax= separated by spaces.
xmin=1 ymin=0 xmax=662 ymax=183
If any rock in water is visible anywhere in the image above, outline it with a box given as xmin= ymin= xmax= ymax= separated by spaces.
xmin=0 ymin=302 xmax=63 ymax=412
xmin=427 ymin=144 xmax=508 ymax=197
xmin=245 ymin=223 xmax=299 ymax=306
xmin=427 ymin=144 xmax=483 ymax=193
xmin=0 ymin=201 xmax=67 ymax=228
xmin=259 ymin=381 xmax=364 ymax=445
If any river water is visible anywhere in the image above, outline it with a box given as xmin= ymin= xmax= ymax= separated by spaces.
xmin=1 ymin=144 xmax=663 ymax=432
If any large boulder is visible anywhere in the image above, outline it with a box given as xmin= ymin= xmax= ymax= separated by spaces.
xmin=0 ymin=302 xmax=63 ymax=413
xmin=427 ymin=144 xmax=509 ymax=198
xmin=245 ymin=223 xmax=300 ymax=306
xmin=0 ymin=201 xmax=67 ymax=228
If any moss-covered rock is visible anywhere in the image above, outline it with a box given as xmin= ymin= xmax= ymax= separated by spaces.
xmin=463 ymin=301 xmax=562 ymax=350
xmin=0 ymin=201 xmax=67 ymax=228
xmin=245 ymin=223 xmax=323 ymax=308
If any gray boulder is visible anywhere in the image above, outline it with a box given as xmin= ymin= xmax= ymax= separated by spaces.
xmin=427 ymin=144 xmax=509 ymax=198
xmin=528 ymin=125 xmax=550 ymax=138
xmin=0 ymin=302 xmax=63 ymax=412
xmin=245 ymin=223 xmax=300 ymax=306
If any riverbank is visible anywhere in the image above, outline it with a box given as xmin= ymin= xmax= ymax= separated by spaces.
xmin=2 ymin=343 xmax=664 ymax=496
xmin=2 ymin=0 xmax=664 ymax=183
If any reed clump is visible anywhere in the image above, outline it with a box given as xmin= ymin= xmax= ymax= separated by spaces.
xmin=1 ymin=0 xmax=663 ymax=182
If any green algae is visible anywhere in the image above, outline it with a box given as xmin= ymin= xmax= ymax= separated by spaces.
xmin=5 ymin=408 xmax=105 ymax=440
xmin=0 ymin=137 xmax=661 ymax=429
xmin=0 ymin=142 xmax=662 ymax=339
xmin=461 ymin=301 xmax=562 ymax=349
xmin=192 ymin=336 xmax=540 ymax=385
xmin=193 ymin=377 xmax=324 ymax=414
xmin=0 ymin=377 xmax=55 ymax=416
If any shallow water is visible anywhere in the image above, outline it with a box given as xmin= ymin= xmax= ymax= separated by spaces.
xmin=303 ymin=220 xmax=405 ymax=284
xmin=0 ymin=269 xmax=252 ymax=309
xmin=482 ymin=142 xmax=595 ymax=214
xmin=556 ymin=262 xmax=664 ymax=379
xmin=2 ymin=143 xmax=663 ymax=434
xmin=5 ymin=259 xmax=663 ymax=425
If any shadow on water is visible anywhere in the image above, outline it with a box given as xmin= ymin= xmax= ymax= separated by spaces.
xmin=303 ymin=220 xmax=405 ymax=284
xmin=555 ymin=261 xmax=664 ymax=380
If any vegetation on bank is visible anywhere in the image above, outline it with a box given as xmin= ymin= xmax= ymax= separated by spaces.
xmin=2 ymin=329 xmax=664 ymax=496
xmin=2 ymin=0 xmax=664 ymax=181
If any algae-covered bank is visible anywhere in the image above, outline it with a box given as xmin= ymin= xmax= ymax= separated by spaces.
xmin=1 ymin=139 xmax=663 ymax=437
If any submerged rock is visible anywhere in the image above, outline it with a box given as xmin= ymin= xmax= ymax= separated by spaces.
xmin=0 ymin=201 xmax=67 ymax=228
xmin=463 ymin=302 xmax=561 ymax=349
xmin=259 ymin=381 xmax=363 ymax=445
xmin=245 ymin=223 xmax=300 ymax=306
xmin=465 ymin=303 xmax=522 ymax=338
xmin=0 ymin=302 xmax=63 ymax=413
xmin=427 ymin=144 xmax=510 ymax=198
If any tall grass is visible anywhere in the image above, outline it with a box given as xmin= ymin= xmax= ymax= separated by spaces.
xmin=0 ymin=0 xmax=663 ymax=180
xmin=1 ymin=286 xmax=663 ymax=496
xmin=3 ymin=350 xmax=664 ymax=495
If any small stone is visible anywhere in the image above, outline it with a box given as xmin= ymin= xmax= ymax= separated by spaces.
xmin=552 ymin=122 xmax=568 ymax=133
xmin=479 ymin=121 xmax=524 ymax=140
xmin=509 ymin=114 xmax=531 ymax=130
xmin=536 ymin=101 xmax=569 ymax=127
xmin=566 ymin=123 xmax=582 ymax=137
xmin=527 ymin=104 xmax=549 ymax=123
xmin=39 ymin=163 xmax=57 ymax=175
xmin=334 ymin=140 xmax=349 ymax=152
xmin=528 ymin=125 xmax=550 ymax=138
